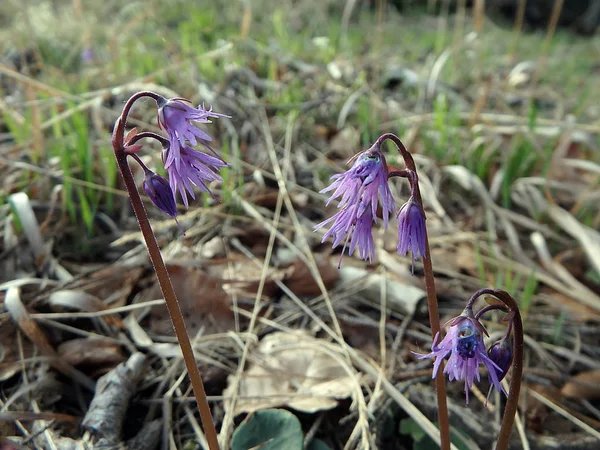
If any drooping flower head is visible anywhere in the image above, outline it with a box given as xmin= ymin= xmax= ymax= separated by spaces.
xmin=157 ymin=97 xmax=230 ymax=170
xmin=414 ymin=310 xmax=506 ymax=405
xmin=485 ymin=337 xmax=513 ymax=403
xmin=487 ymin=338 xmax=513 ymax=383
xmin=314 ymin=146 xmax=395 ymax=266
xmin=397 ymin=197 xmax=427 ymax=262
xmin=142 ymin=171 xmax=178 ymax=218
xmin=163 ymin=145 xmax=229 ymax=208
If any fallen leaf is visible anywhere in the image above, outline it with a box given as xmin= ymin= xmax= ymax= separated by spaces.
xmin=146 ymin=265 xmax=235 ymax=337
xmin=561 ymin=370 xmax=600 ymax=400
xmin=339 ymin=264 xmax=425 ymax=316
xmin=57 ymin=338 xmax=126 ymax=368
xmin=282 ymin=257 xmax=339 ymax=296
xmin=48 ymin=290 xmax=123 ymax=328
xmin=224 ymin=331 xmax=356 ymax=415
xmin=5 ymin=287 xmax=95 ymax=390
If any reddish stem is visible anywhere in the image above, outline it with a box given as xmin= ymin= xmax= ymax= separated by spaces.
xmin=466 ymin=288 xmax=524 ymax=449
xmin=113 ymin=93 xmax=220 ymax=450
xmin=375 ymin=133 xmax=451 ymax=450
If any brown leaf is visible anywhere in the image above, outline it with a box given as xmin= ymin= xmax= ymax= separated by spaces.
xmin=561 ymin=370 xmax=600 ymax=400
xmin=147 ymin=265 xmax=235 ymax=336
xmin=282 ymin=257 xmax=339 ymax=296
xmin=57 ymin=338 xmax=126 ymax=367
xmin=223 ymin=331 xmax=356 ymax=415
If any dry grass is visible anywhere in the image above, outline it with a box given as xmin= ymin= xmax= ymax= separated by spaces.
xmin=1 ymin=0 xmax=600 ymax=449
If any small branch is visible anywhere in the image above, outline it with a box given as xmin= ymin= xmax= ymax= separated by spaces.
xmin=375 ymin=133 xmax=450 ymax=450
xmin=82 ymin=353 xmax=146 ymax=446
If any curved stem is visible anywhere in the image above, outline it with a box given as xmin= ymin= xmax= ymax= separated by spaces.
xmin=128 ymin=153 xmax=152 ymax=174
xmin=474 ymin=304 xmax=508 ymax=320
xmin=467 ymin=289 xmax=524 ymax=450
xmin=375 ymin=133 xmax=450 ymax=450
xmin=119 ymin=91 xmax=162 ymax=131
xmin=113 ymin=98 xmax=220 ymax=450
xmin=127 ymin=131 xmax=170 ymax=148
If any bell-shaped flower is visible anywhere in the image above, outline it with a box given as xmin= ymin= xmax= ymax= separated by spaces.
xmin=397 ymin=197 xmax=427 ymax=262
xmin=414 ymin=313 xmax=505 ymax=405
xmin=142 ymin=171 xmax=178 ymax=218
xmin=314 ymin=148 xmax=395 ymax=265
xmin=163 ymin=145 xmax=229 ymax=208
xmin=156 ymin=97 xmax=229 ymax=170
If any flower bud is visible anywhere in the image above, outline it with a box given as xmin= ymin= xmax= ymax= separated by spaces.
xmin=143 ymin=172 xmax=177 ymax=218
xmin=397 ymin=198 xmax=427 ymax=261
xmin=487 ymin=338 xmax=513 ymax=381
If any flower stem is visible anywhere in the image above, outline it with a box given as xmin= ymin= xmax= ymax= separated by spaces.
xmin=376 ymin=133 xmax=450 ymax=450
xmin=127 ymin=131 xmax=170 ymax=148
xmin=113 ymin=94 xmax=220 ymax=450
xmin=467 ymin=288 xmax=524 ymax=450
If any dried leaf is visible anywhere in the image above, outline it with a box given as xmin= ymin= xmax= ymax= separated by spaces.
xmin=561 ymin=370 xmax=600 ymax=400
xmin=282 ymin=258 xmax=339 ymax=296
xmin=146 ymin=265 xmax=235 ymax=336
xmin=339 ymin=264 xmax=425 ymax=316
xmin=49 ymin=290 xmax=123 ymax=327
xmin=5 ymin=287 xmax=95 ymax=390
xmin=224 ymin=331 xmax=356 ymax=415
xmin=57 ymin=338 xmax=126 ymax=367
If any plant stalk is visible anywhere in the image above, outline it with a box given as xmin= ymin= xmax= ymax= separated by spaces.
xmin=112 ymin=94 xmax=220 ymax=450
xmin=376 ymin=133 xmax=450 ymax=450
xmin=469 ymin=289 xmax=523 ymax=450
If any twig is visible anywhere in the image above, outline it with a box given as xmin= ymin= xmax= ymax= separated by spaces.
xmin=82 ymin=353 xmax=146 ymax=446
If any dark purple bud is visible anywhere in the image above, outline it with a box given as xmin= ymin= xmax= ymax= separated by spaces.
xmin=397 ymin=197 xmax=427 ymax=262
xmin=487 ymin=338 xmax=513 ymax=381
xmin=143 ymin=172 xmax=177 ymax=218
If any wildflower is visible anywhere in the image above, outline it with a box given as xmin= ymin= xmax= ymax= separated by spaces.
xmin=414 ymin=313 xmax=504 ymax=405
xmin=487 ymin=338 xmax=513 ymax=383
xmin=164 ymin=145 xmax=229 ymax=208
xmin=314 ymin=148 xmax=395 ymax=265
xmin=143 ymin=171 xmax=177 ymax=218
xmin=156 ymin=97 xmax=229 ymax=170
xmin=485 ymin=338 xmax=512 ymax=403
xmin=397 ymin=197 xmax=427 ymax=262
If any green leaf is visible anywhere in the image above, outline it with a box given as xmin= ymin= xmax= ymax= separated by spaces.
xmin=231 ymin=409 xmax=304 ymax=450
xmin=399 ymin=418 xmax=426 ymax=443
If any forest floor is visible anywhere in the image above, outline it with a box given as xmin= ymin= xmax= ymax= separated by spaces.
xmin=1 ymin=1 xmax=600 ymax=449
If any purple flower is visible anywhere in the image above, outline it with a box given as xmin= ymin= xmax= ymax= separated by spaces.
xmin=143 ymin=171 xmax=177 ymax=218
xmin=164 ymin=145 xmax=229 ymax=208
xmin=414 ymin=314 xmax=505 ymax=405
xmin=314 ymin=148 xmax=395 ymax=265
xmin=487 ymin=338 xmax=513 ymax=383
xmin=157 ymin=97 xmax=229 ymax=170
xmin=397 ymin=198 xmax=427 ymax=261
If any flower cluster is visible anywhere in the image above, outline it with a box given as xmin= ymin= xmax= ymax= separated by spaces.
xmin=132 ymin=96 xmax=230 ymax=218
xmin=314 ymin=148 xmax=395 ymax=265
xmin=414 ymin=308 xmax=513 ymax=405
xmin=315 ymin=143 xmax=426 ymax=266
